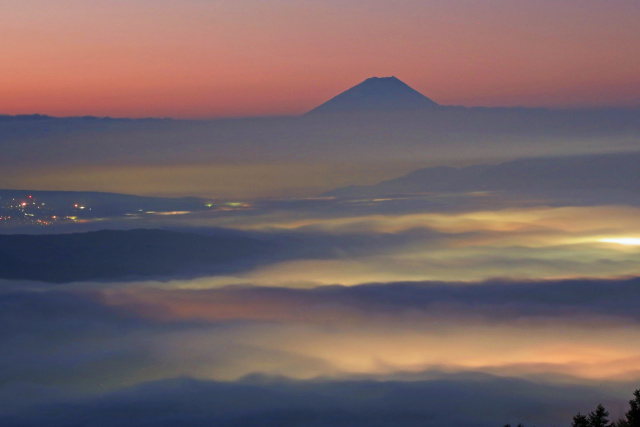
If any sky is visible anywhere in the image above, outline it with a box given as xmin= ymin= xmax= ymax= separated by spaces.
xmin=2 ymin=0 xmax=640 ymax=118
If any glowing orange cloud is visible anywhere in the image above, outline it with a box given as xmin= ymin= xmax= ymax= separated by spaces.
xmin=98 ymin=286 xmax=640 ymax=382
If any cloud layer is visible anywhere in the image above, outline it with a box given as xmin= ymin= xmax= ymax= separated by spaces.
xmin=3 ymin=275 xmax=640 ymax=422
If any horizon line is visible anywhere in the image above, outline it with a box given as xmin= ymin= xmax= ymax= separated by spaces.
xmin=3 ymin=103 xmax=640 ymax=121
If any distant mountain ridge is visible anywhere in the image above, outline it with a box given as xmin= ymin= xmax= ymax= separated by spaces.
xmin=307 ymin=76 xmax=439 ymax=114
xmin=326 ymin=152 xmax=640 ymax=197
xmin=0 ymin=114 xmax=172 ymax=122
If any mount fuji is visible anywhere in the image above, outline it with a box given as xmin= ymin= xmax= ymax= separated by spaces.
xmin=307 ymin=76 xmax=439 ymax=114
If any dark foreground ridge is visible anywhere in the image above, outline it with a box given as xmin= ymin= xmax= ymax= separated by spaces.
xmin=307 ymin=76 xmax=439 ymax=114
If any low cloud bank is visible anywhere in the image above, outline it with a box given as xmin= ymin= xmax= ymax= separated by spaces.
xmin=1 ymin=374 xmax=635 ymax=427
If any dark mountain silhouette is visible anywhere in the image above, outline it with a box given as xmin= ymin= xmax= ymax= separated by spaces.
xmin=307 ymin=76 xmax=439 ymax=114
xmin=326 ymin=152 xmax=640 ymax=197
xmin=0 ymin=227 xmax=433 ymax=283
xmin=0 ymin=229 xmax=277 ymax=282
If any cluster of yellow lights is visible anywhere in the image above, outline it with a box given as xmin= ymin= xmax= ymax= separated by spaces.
xmin=599 ymin=238 xmax=640 ymax=246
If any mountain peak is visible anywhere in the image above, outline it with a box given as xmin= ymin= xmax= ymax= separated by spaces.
xmin=364 ymin=75 xmax=400 ymax=82
xmin=307 ymin=76 xmax=439 ymax=114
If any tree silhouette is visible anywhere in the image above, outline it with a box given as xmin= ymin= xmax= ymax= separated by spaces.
xmin=573 ymin=412 xmax=590 ymax=427
xmin=588 ymin=404 xmax=611 ymax=427
xmin=614 ymin=418 xmax=630 ymax=427
xmin=515 ymin=388 xmax=640 ymax=427
xmin=626 ymin=389 xmax=640 ymax=427
xmin=570 ymin=389 xmax=640 ymax=427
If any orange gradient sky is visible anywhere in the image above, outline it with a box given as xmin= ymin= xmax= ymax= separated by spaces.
xmin=2 ymin=0 xmax=640 ymax=118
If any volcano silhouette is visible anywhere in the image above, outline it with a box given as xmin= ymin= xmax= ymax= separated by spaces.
xmin=307 ymin=76 xmax=439 ymax=114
